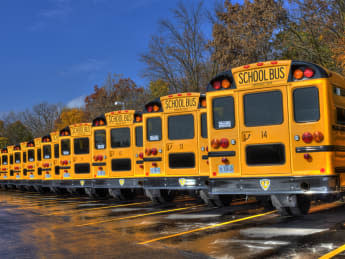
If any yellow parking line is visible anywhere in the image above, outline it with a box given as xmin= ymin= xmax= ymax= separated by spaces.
xmin=138 ymin=210 xmax=276 ymax=245
xmin=76 ymin=205 xmax=204 ymax=227
xmin=319 ymin=243 xmax=345 ymax=259
xmin=42 ymin=201 xmax=151 ymax=216
xmin=14 ymin=200 xmax=102 ymax=210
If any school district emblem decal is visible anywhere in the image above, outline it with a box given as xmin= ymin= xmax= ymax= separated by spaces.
xmin=260 ymin=179 xmax=270 ymax=191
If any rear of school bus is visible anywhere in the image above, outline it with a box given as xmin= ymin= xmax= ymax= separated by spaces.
xmin=25 ymin=141 xmax=36 ymax=188
xmin=7 ymin=146 xmax=15 ymax=188
xmin=12 ymin=145 xmax=22 ymax=188
xmin=59 ymin=127 xmax=72 ymax=191
xmin=32 ymin=138 xmax=43 ymax=191
xmin=1 ymin=148 xmax=9 ymax=187
xmin=41 ymin=134 xmax=54 ymax=189
xmin=60 ymin=123 xmax=92 ymax=194
xmin=17 ymin=142 xmax=27 ymax=189
xmin=49 ymin=131 xmax=61 ymax=192
xmin=101 ymin=110 xmax=144 ymax=200
xmin=206 ymin=60 xmax=344 ymax=215
xmin=142 ymin=93 xmax=210 ymax=204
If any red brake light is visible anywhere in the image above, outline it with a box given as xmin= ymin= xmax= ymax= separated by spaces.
xmin=220 ymin=138 xmax=229 ymax=148
xmin=145 ymin=148 xmax=151 ymax=156
xmin=139 ymin=152 xmax=144 ymax=159
xmin=151 ymin=148 xmax=158 ymax=155
xmin=213 ymin=81 xmax=221 ymax=90
xmin=304 ymin=68 xmax=314 ymax=78
xmin=302 ymin=132 xmax=313 ymax=143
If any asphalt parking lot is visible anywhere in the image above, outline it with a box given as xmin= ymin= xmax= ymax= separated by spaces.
xmin=1 ymin=190 xmax=345 ymax=259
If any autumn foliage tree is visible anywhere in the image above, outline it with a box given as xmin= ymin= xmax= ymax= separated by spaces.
xmin=84 ymin=74 xmax=148 ymax=120
xmin=210 ymin=0 xmax=287 ymax=70
xmin=54 ymin=108 xmax=88 ymax=130
xmin=148 ymin=79 xmax=170 ymax=100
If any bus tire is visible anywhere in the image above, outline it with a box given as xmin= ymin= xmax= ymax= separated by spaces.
xmin=289 ymin=195 xmax=311 ymax=216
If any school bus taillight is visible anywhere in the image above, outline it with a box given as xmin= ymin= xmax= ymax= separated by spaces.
xmin=151 ymin=148 xmax=158 ymax=155
xmin=220 ymin=138 xmax=229 ymax=148
xmin=302 ymin=132 xmax=313 ymax=143
xmin=304 ymin=68 xmax=315 ymax=78
xmin=293 ymin=67 xmax=315 ymax=80
xmin=139 ymin=152 xmax=144 ymax=159
xmin=145 ymin=148 xmax=151 ymax=155
xmin=213 ymin=81 xmax=221 ymax=90
xmin=313 ymin=131 xmax=324 ymax=142
xmin=221 ymin=79 xmax=231 ymax=89
xmin=211 ymin=139 xmax=220 ymax=149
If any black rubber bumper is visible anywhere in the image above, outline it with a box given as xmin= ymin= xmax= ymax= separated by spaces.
xmin=209 ymin=175 xmax=340 ymax=195
xmin=58 ymin=179 xmax=93 ymax=188
xmin=143 ymin=176 xmax=208 ymax=190
xmin=93 ymin=178 xmax=143 ymax=189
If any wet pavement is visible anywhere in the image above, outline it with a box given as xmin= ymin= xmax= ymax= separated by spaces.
xmin=1 ymin=190 xmax=345 ymax=259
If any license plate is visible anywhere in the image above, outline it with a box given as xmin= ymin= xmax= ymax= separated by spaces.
xmin=3 ymin=176 xmax=7 ymax=179
xmin=63 ymin=172 xmax=70 ymax=178
xmin=16 ymin=175 xmax=20 ymax=179
xmin=45 ymin=174 xmax=51 ymax=178
xmin=218 ymin=165 xmax=234 ymax=174
xmin=150 ymin=167 xmax=161 ymax=174
xmin=97 ymin=171 xmax=106 ymax=176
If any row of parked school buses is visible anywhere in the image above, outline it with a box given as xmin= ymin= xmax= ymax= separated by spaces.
xmin=1 ymin=60 xmax=345 ymax=216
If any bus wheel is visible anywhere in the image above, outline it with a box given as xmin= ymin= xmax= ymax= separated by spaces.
xmin=199 ymin=190 xmax=231 ymax=207
xmin=289 ymin=195 xmax=311 ymax=216
xmin=257 ymin=196 xmax=274 ymax=211
xmin=108 ymin=188 xmax=129 ymax=200
xmin=145 ymin=189 xmax=176 ymax=204
xmin=85 ymin=187 xmax=98 ymax=198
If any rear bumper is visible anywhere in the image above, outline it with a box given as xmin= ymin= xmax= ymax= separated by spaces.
xmin=59 ymin=179 xmax=92 ymax=188
xmin=93 ymin=178 xmax=143 ymax=189
xmin=209 ymin=175 xmax=341 ymax=195
xmin=143 ymin=176 xmax=208 ymax=190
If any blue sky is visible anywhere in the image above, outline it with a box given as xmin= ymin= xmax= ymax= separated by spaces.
xmin=0 ymin=0 xmax=216 ymax=114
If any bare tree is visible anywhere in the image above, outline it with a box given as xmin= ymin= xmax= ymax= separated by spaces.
xmin=20 ymin=102 xmax=62 ymax=137
xmin=140 ymin=1 xmax=215 ymax=93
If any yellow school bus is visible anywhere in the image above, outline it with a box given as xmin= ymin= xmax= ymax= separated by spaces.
xmin=1 ymin=148 xmax=9 ymax=186
xmin=91 ymin=110 xmax=144 ymax=199
xmin=206 ymin=60 xmax=345 ymax=215
xmin=142 ymin=93 xmax=210 ymax=203
xmin=59 ymin=123 xmax=92 ymax=193
xmin=13 ymin=145 xmax=22 ymax=183
xmin=47 ymin=131 xmax=61 ymax=192
xmin=32 ymin=138 xmax=43 ymax=191
xmin=25 ymin=140 xmax=36 ymax=183
xmin=16 ymin=142 xmax=27 ymax=188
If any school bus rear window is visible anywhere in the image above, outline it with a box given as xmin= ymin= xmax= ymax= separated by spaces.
xmin=293 ymin=87 xmax=320 ymax=123
xmin=135 ymin=126 xmax=143 ymax=147
xmin=168 ymin=114 xmax=194 ymax=140
xmin=28 ymin=150 xmax=35 ymax=161
xmin=74 ymin=138 xmax=90 ymax=154
xmin=61 ymin=139 xmax=71 ymax=155
xmin=95 ymin=130 xmax=106 ymax=150
xmin=244 ymin=90 xmax=283 ymax=126
xmin=201 ymin=113 xmax=207 ymax=138
xmin=2 ymin=155 xmax=7 ymax=165
xmin=43 ymin=145 xmax=51 ymax=159
xmin=15 ymin=152 xmax=21 ymax=163
xmin=146 ymin=117 xmax=162 ymax=141
xmin=23 ymin=152 xmax=26 ymax=163
xmin=212 ymin=96 xmax=235 ymax=129
xmin=111 ymin=128 xmax=130 ymax=148
xmin=54 ymin=144 xmax=59 ymax=158
xmin=37 ymin=149 xmax=42 ymax=161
